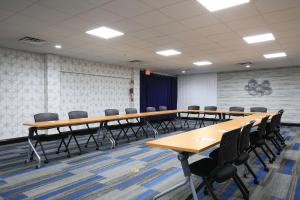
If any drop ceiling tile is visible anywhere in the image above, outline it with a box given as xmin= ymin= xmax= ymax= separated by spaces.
xmin=139 ymin=0 xmax=182 ymax=9
xmin=130 ymin=29 xmax=163 ymax=40
xmin=102 ymin=0 xmax=152 ymax=18
xmin=133 ymin=11 xmax=173 ymax=28
xmin=196 ymin=24 xmax=232 ymax=36
xmin=0 ymin=9 xmax=13 ymax=21
xmin=262 ymin=6 xmax=300 ymax=25
xmin=254 ymin=0 xmax=300 ymax=13
xmin=39 ymin=0 xmax=95 ymax=16
xmin=19 ymin=4 xmax=70 ymax=24
xmin=268 ymin=19 xmax=300 ymax=32
xmin=109 ymin=19 xmax=146 ymax=33
xmin=225 ymin=16 xmax=266 ymax=31
xmin=207 ymin=31 xmax=240 ymax=42
xmin=0 ymin=0 xmax=35 ymax=12
xmin=152 ymin=22 xmax=188 ymax=35
xmin=180 ymin=13 xmax=220 ymax=29
xmin=87 ymin=0 xmax=112 ymax=6
xmin=236 ymin=26 xmax=272 ymax=36
xmin=214 ymin=3 xmax=259 ymax=22
xmin=159 ymin=0 xmax=207 ymax=20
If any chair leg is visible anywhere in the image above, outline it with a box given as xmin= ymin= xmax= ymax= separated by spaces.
xmin=73 ymin=135 xmax=82 ymax=154
xmin=85 ymin=135 xmax=92 ymax=148
xmin=56 ymin=139 xmax=64 ymax=154
xmin=90 ymin=134 xmax=100 ymax=150
xmin=205 ymin=179 xmax=218 ymax=200
xmin=38 ymin=139 xmax=49 ymax=163
xmin=244 ymin=162 xmax=259 ymax=184
xmin=233 ymin=174 xmax=249 ymax=200
xmin=260 ymin=145 xmax=273 ymax=163
xmin=61 ymin=138 xmax=71 ymax=158
xmin=253 ymin=148 xmax=269 ymax=171
xmin=264 ymin=143 xmax=276 ymax=162
xmin=271 ymin=139 xmax=282 ymax=154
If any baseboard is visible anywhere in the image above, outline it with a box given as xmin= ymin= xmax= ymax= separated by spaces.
xmin=0 ymin=136 xmax=27 ymax=145
xmin=281 ymin=122 xmax=300 ymax=127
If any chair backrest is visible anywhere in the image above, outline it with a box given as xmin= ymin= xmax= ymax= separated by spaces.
xmin=239 ymin=121 xmax=255 ymax=153
xmin=159 ymin=106 xmax=167 ymax=111
xmin=268 ymin=113 xmax=281 ymax=132
xmin=229 ymin=107 xmax=244 ymax=112
xmin=218 ymin=128 xmax=241 ymax=165
xmin=188 ymin=105 xmax=200 ymax=110
xmin=146 ymin=107 xmax=156 ymax=112
xmin=204 ymin=106 xmax=217 ymax=111
xmin=68 ymin=111 xmax=88 ymax=119
xmin=250 ymin=107 xmax=267 ymax=112
xmin=125 ymin=108 xmax=138 ymax=114
xmin=256 ymin=116 xmax=270 ymax=139
xmin=277 ymin=109 xmax=284 ymax=128
xmin=105 ymin=109 xmax=119 ymax=116
xmin=34 ymin=113 xmax=59 ymax=122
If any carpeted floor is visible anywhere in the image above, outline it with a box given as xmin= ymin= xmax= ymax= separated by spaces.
xmin=0 ymin=123 xmax=299 ymax=200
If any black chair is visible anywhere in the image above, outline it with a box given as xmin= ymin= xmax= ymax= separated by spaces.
xmin=250 ymin=107 xmax=267 ymax=112
xmin=189 ymin=128 xmax=249 ymax=200
xmin=183 ymin=105 xmax=201 ymax=128
xmin=125 ymin=108 xmax=148 ymax=138
xmin=275 ymin=110 xmax=286 ymax=147
xmin=266 ymin=113 xmax=284 ymax=154
xmin=159 ymin=106 xmax=176 ymax=130
xmin=65 ymin=111 xmax=99 ymax=154
xmin=228 ymin=107 xmax=245 ymax=119
xmin=209 ymin=121 xmax=259 ymax=184
xmin=32 ymin=113 xmax=70 ymax=163
xmin=104 ymin=109 xmax=130 ymax=144
xmin=248 ymin=115 xmax=275 ymax=172
xmin=201 ymin=106 xmax=219 ymax=126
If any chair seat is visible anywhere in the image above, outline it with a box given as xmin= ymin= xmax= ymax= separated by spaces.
xmin=70 ymin=127 xmax=98 ymax=136
xmin=189 ymin=158 xmax=217 ymax=177
xmin=250 ymin=131 xmax=265 ymax=146
xmin=209 ymin=148 xmax=219 ymax=160
xmin=35 ymin=132 xmax=69 ymax=141
xmin=214 ymin=164 xmax=237 ymax=183
xmin=265 ymin=132 xmax=275 ymax=139
xmin=235 ymin=152 xmax=250 ymax=165
xmin=105 ymin=123 xmax=128 ymax=130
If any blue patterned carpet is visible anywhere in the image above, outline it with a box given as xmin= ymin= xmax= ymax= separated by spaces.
xmin=0 ymin=125 xmax=299 ymax=200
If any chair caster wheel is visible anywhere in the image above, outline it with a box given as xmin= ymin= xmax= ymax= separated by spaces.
xmin=269 ymin=160 xmax=273 ymax=164
xmin=264 ymin=167 xmax=269 ymax=172
xmin=96 ymin=148 xmax=99 ymax=150
xmin=36 ymin=165 xmax=40 ymax=169
xmin=85 ymin=145 xmax=88 ymax=148
xmin=67 ymin=155 xmax=71 ymax=158
xmin=56 ymin=151 xmax=59 ymax=154
xmin=254 ymin=179 xmax=259 ymax=184
xmin=44 ymin=160 xmax=49 ymax=164
xmin=204 ymin=189 xmax=209 ymax=195
xmin=244 ymin=174 xmax=247 ymax=178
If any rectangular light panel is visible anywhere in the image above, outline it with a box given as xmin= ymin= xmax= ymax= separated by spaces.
xmin=264 ymin=52 xmax=287 ymax=59
xmin=243 ymin=33 xmax=275 ymax=44
xmin=156 ymin=49 xmax=182 ymax=56
xmin=197 ymin=0 xmax=250 ymax=12
xmin=86 ymin=26 xmax=124 ymax=39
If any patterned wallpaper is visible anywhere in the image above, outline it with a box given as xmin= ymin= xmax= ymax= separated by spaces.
xmin=217 ymin=67 xmax=300 ymax=123
xmin=0 ymin=48 xmax=139 ymax=140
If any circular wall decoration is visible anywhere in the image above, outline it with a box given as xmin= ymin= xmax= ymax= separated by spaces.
xmin=244 ymin=79 xmax=272 ymax=97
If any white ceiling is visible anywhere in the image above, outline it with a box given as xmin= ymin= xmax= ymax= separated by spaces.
xmin=0 ymin=0 xmax=300 ymax=74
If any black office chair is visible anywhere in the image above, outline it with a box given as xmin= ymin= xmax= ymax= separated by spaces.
xmin=201 ymin=106 xmax=219 ymax=126
xmin=32 ymin=113 xmax=70 ymax=162
xmin=250 ymin=107 xmax=267 ymax=112
xmin=125 ymin=108 xmax=148 ymax=138
xmin=159 ymin=106 xmax=176 ymax=130
xmin=248 ymin=115 xmax=275 ymax=172
xmin=274 ymin=109 xmax=286 ymax=147
xmin=266 ymin=113 xmax=283 ymax=154
xmin=183 ymin=105 xmax=201 ymax=128
xmin=65 ymin=111 xmax=99 ymax=154
xmin=209 ymin=121 xmax=259 ymax=184
xmin=228 ymin=106 xmax=245 ymax=119
xmin=104 ymin=109 xmax=129 ymax=144
xmin=189 ymin=128 xmax=249 ymax=200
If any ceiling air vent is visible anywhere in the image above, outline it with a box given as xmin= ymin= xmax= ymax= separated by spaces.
xmin=18 ymin=36 xmax=48 ymax=46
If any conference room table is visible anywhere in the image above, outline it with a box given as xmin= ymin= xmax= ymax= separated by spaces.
xmin=22 ymin=109 xmax=255 ymax=168
xmin=146 ymin=112 xmax=273 ymax=200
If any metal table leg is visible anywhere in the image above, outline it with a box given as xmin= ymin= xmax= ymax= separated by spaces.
xmin=25 ymin=127 xmax=41 ymax=168
xmin=153 ymin=152 xmax=199 ymax=200
xmin=146 ymin=121 xmax=159 ymax=138
xmin=96 ymin=124 xmax=116 ymax=148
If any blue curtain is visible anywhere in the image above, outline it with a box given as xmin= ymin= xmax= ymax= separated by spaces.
xmin=140 ymin=71 xmax=177 ymax=114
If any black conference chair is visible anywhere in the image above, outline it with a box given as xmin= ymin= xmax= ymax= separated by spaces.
xmin=159 ymin=106 xmax=176 ymax=130
xmin=248 ymin=115 xmax=275 ymax=172
xmin=104 ymin=109 xmax=129 ymax=144
xmin=125 ymin=108 xmax=148 ymax=138
xmin=266 ymin=113 xmax=284 ymax=155
xmin=209 ymin=121 xmax=259 ymax=184
xmin=250 ymin=107 xmax=267 ymax=112
xmin=189 ymin=128 xmax=249 ymax=200
xmin=183 ymin=105 xmax=201 ymax=128
xmin=64 ymin=111 xmax=99 ymax=154
xmin=201 ymin=106 xmax=219 ymax=126
xmin=228 ymin=106 xmax=245 ymax=119
xmin=31 ymin=113 xmax=70 ymax=163
xmin=275 ymin=109 xmax=286 ymax=147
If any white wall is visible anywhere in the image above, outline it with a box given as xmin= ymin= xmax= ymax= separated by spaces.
xmin=0 ymin=48 xmax=139 ymax=140
xmin=177 ymin=73 xmax=217 ymax=109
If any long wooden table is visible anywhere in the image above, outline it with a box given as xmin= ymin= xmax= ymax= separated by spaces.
xmin=146 ymin=112 xmax=272 ymax=200
xmin=22 ymin=109 xmax=258 ymax=168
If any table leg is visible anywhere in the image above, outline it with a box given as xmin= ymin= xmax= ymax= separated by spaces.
xmin=146 ymin=121 xmax=159 ymax=138
xmin=25 ymin=127 xmax=41 ymax=168
xmin=153 ymin=152 xmax=199 ymax=200
xmin=96 ymin=124 xmax=115 ymax=148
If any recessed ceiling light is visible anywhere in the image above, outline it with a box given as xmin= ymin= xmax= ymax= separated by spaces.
xmin=193 ymin=61 xmax=212 ymax=66
xmin=181 ymin=70 xmax=186 ymax=74
xmin=156 ymin=49 xmax=182 ymax=56
xmin=55 ymin=44 xmax=62 ymax=49
xmin=245 ymin=64 xmax=251 ymax=68
xmin=197 ymin=0 xmax=250 ymax=12
xmin=243 ymin=33 xmax=275 ymax=44
xmin=86 ymin=26 xmax=124 ymax=39
xmin=264 ymin=52 xmax=287 ymax=59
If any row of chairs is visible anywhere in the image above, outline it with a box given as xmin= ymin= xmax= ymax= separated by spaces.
xmin=30 ymin=106 xmax=176 ymax=163
xmin=189 ymin=109 xmax=286 ymax=199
